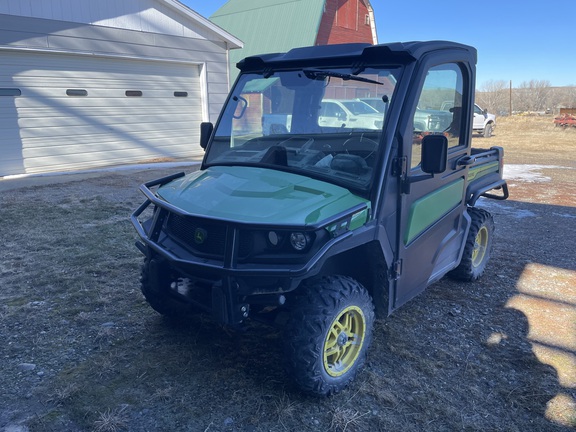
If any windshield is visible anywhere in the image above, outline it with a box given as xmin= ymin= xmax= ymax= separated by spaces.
xmin=204 ymin=67 xmax=400 ymax=192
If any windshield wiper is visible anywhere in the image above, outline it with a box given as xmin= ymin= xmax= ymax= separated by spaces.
xmin=303 ymin=69 xmax=383 ymax=85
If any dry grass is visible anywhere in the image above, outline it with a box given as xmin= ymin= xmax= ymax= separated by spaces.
xmin=1 ymin=119 xmax=575 ymax=431
xmin=472 ymin=115 xmax=576 ymax=165
xmin=93 ymin=406 xmax=129 ymax=432
xmin=329 ymin=406 xmax=370 ymax=432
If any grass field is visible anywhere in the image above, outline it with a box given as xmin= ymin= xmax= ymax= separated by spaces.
xmin=474 ymin=115 xmax=576 ymax=165
xmin=1 ymin=115 xmax=575 ymax=431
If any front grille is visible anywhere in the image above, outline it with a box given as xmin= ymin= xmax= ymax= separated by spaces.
xmin=165 ymin=213 xmax=253 ymax=259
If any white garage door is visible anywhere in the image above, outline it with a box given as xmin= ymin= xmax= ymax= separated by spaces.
xmin=0 ymin=51 xmax=203 ymax=176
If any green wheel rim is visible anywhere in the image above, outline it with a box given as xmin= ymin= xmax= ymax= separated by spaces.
xmin=471 ymin=226 xmax=489 ymax=267
xmin=323 ymin=306 xmax=366 ymax=377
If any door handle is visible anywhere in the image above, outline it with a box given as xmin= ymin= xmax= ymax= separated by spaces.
xmin=456 ymin=155 xmax=476 ymax=166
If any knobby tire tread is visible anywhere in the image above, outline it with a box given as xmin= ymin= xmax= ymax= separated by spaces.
xmin=449 ymin=207 xmax=494 ymax=281
xmin=283 ymin=275 xmax=375 ymax=396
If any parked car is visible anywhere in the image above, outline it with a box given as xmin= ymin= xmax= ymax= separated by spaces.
xmin=361 ymin=97 xmax=452 ymax=133
xmin=442 ymin=101 xmax=496 ymax=137
xmin=473 ymin=104 xmax=496 ymax=137
xmin=359 ymin=97 xmax=387 ymax=112
xmin=319 ymin=99 xmax=383 ymax=130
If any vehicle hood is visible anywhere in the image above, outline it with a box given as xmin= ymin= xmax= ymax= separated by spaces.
xmin=156 ymin=166 xmax=369 ymax=226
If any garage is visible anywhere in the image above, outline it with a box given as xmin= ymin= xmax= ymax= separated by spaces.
xmin=0 ymin=0 xmax=242 ymax=176
xmin=1 ymin=51 xmax=203 ymax=175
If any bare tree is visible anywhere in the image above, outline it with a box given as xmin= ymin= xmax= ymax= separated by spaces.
xmin=566 ymin=87 xmax=576 ymax=108
xmin=476 ymin=80 xmax=509 ymax=114
xmin=552 ymin=86 xmax=576 ymax=111
xmin=516 ymin=79 xmax=552 ymax=112
xmin=476 ymin=78 xmax=575 ymax=115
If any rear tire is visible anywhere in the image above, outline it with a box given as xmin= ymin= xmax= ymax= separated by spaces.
xmin=449 ymin=207 xmax=494 ymax=281
xmin=283 ymin=276 xmax=375 ymax=396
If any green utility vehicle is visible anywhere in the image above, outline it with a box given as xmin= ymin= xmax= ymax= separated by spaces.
xmin=132 ymin=41 xmax=509 ymax=396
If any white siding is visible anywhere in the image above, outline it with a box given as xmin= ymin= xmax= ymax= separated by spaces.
xmin=0 ymin=0 xmax=242 ymax=175
xmin=0 ymin=51 xmax=203 ymax=175
xmin=0 ymin=13 xmax=232 ymax=127
xmin=0 ymin=0 xmax=224 ymax=41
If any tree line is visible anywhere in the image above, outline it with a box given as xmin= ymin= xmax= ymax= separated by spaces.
xmin=475 ymin=80 xmax=576 ymax=115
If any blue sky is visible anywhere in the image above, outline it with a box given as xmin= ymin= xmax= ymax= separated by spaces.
xmin=182 ymin=1 xmax=575 ymax=88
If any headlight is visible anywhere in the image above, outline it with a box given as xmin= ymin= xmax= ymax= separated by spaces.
xmin=289 ymin=232 xmax=309 ymax=251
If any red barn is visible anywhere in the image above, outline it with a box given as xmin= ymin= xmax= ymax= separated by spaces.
xmin=316 ymin=0 xmax=377 ymax=45
xmin=211 ymin=0 xmax=377 ymax=82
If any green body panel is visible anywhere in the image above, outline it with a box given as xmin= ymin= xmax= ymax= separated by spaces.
xmin=404 ymin=178 xmax=465 ymax=244
xmin=157 ymin=166 xmax=370 ymax=226
xmin=325 ymin=207 xmax=370 ymax=236
xmin=468 ymin=161 xmax=499 ymax=181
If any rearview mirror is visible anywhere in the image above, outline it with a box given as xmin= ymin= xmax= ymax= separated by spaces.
xmin=421 ymin=134 xmax=448 ymax=174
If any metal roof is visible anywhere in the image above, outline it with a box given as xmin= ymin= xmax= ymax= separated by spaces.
xmin=162 ymin=0 xmax=243 ymax=49
xmin=210 ymin=0 xmax=326 ymax=80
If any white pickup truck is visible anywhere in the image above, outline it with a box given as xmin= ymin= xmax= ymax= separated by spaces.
xmin=318 ymin=99 xmax=383 ymax=130
xmin=262 ymin=99 xmax=383 ymax=135
xmin=473 ymin=104 xmax=496 ymax=137
xmin=441 ymin=101 xmax=496 ymax=138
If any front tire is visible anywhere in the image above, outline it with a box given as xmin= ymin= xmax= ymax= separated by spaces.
xmin=283 ymin=276 xmax=375 ymax=396
xmin=483 ymin=123 xmax=493 ymax=138
xmin=449 ymin=207 xmax=494 ymax=281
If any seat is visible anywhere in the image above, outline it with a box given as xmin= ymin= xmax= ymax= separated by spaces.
xmin=330 ymin=154 xmax=368 ymax=175
xmin=269 ymin=123 xmax=289 ymax=135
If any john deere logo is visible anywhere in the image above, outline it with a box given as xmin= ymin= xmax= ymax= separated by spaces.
xmin=194 ymin=228 xmax=208 ymax=245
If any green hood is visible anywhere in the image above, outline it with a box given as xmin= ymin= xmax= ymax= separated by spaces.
xmin=157 ymin=166 xmax=369 ymax=226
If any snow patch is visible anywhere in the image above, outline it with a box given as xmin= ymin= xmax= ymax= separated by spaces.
xmin=477 ymin=199 xmax=537 ymax=219
xmin=503 ymin=164 xmax=572 ymax=183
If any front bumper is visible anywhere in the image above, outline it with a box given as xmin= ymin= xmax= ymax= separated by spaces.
xmin=131 ymin=173 xmax=369 ymax=325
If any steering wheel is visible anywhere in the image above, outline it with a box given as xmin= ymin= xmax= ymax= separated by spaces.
xmin=343 ymin=136 xmax=379 ymax=162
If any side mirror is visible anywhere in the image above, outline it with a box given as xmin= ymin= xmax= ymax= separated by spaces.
xmin=200 ymin=122 xmax=213 ymax=150
xmin=421 ymin=134 xmax=447 ymax=174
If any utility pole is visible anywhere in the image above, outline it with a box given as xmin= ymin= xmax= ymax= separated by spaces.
xmin=509 ymin=80 xmax=512 ymax=116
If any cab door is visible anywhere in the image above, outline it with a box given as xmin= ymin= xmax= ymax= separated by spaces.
xmin=392 ymin=61 xmax=473 ymax=309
